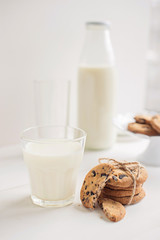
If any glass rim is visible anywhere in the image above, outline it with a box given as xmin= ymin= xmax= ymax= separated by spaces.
xmin=20 ymin=125 xmax=87 ymax=143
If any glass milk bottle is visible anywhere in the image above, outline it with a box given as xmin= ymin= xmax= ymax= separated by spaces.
xmin=78 ymin=22 xmax=117 ymax=150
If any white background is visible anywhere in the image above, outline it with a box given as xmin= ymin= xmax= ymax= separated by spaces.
xmin=0 ymin=0 xmax=150 ymax=146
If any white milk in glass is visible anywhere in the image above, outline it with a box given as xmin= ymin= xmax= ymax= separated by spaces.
xmin=78 ymin=66 xmax=116 ymax=149
xmin=23 ymin=141 xmax=83 ymax=201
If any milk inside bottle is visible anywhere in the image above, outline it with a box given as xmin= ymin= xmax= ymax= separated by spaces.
xmin=78 ymin=22 xmax=117 ymax=150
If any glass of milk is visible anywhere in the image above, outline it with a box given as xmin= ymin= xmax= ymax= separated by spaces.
xmin=21 ymin=125 xmax=86 ymax=207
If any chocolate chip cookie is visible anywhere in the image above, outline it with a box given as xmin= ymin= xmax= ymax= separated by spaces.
xmin=151 ymin=115 xmax=160 ymax=134
xmin=128 ymin=122 xmax=158 ymax=136
xmin=98 ymin=197 xmax=126 ymax=222
xmin=106 ymin=165 xmax=148 ymax=188
xmin=134 ymin=115 xmax=152 ymax=124
xmin=101 ymin=188 xmax=145 ymax=205
xmin=105 ymin=184 xmax=142 ymax=191
xmin=80 ymin=163 xmax=114 ymax=209
xmin=102 ymin=185 xmax=142 ymax=197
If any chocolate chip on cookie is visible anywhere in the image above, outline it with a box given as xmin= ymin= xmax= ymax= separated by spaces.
xmin=151 ymin=115 xmax=160 ymax=134
xmin=128 ymin=122 xmax=158 ymax=136
xmin=98 ymin=197 xmax=126 ymax=222
xmin=80 ymin=163 xmax=114 ymax=209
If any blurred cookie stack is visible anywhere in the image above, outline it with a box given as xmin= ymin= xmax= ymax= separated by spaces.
xmin=128 ymin=114 xmax=160 ymax=136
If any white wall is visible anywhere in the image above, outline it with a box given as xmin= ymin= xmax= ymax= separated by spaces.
xmin=0 ymin=0 xmax=150 ymax=146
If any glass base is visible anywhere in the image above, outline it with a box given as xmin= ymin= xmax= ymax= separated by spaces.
xmin=31 ymin=195 xmax=75 ymax=207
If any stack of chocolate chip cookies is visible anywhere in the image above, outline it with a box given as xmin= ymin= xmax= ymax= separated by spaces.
xmin=101 ymin=165 xmax=147 ymax=205
xmin=80 ymin=160 xmax=148 ymax=222
xmin=128 ymin=114 xmax=160 ymax=136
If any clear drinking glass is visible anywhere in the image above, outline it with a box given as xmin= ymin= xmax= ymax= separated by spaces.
xmin=21 ymin=125 xmax=86 ymax=207
xmin=34 ymin=80 xmax=71 ymax=125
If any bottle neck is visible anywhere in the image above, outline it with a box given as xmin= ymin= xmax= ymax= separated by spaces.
xmin=80 ymin=28 xmax=115 ymax=67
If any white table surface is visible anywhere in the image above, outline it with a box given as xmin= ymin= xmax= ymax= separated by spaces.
xmin=0 ymin=137 xmax=160 ymax=240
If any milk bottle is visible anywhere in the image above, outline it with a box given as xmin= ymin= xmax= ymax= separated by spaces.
xmin=78 ymin=22 xmax=117 ymax=149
